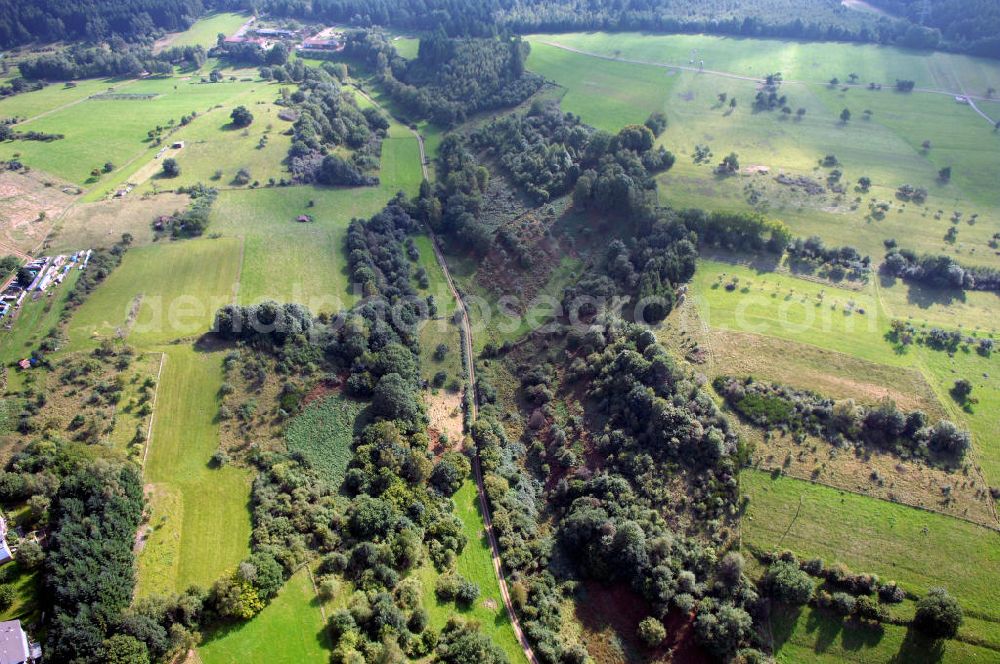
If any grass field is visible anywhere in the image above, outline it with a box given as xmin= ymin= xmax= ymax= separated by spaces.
xmin=0 ymin=74 xmax=273 ymax=188
xmin=137 ymin=346 xmax=251 ymax=595
xmin=199 ymin=568 xmax=330 ymax=664
xmin=525 ymin=37 xmax=1000 ymax=264
xmin=691 ymin=259 xmax=899 ymax=365
xmin=417 ymin=481 xmax=529 ymax=664
xmin=770 ymin=603 xmax=996 ymax=663
xmin=526 ymin=32 xmax=1000 ymax=95
xmin=65 ymin=236 xmax=242 ymax=349
xmin=155 ymin=12 xmax=250 ymax=52
xmin=285 ymin=394 xmax=365 ymax=486
xmin=742 ymin=470 xmax=1000 ymax=627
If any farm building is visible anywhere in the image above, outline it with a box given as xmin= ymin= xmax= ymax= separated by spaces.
xmin=301 ymin=37 xmax=342 ymax=51
xmin=0 ymin=619 xmax=40 ymax=664
xmin=255 ymin=28 xmax=297 ymax=38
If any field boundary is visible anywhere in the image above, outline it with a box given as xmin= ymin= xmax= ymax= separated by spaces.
xmin=142 ymin=352 xmax=167 ymax=470
xmin=753 ymin=463 xmax=1000 ymax=532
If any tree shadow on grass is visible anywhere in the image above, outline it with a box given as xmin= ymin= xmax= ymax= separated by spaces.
xmin=890 ymin=626 xmax=945 ymax=664
xmin=904 ymin=282 xmax=967 ymax=309
xmin=804 ymin=606 xmax=843 ymax=654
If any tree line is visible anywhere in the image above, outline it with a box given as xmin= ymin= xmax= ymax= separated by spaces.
xmin=261 ymin=0 xmax=1000 ymax=59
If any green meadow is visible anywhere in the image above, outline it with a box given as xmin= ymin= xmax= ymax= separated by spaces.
xmin=65 ymin=236 xmax=242 ymax=349
xmin=417 ymin=480 xmax=529 ymax=664
xmin=137 ymin=346 xmax=252 ymax=595
xmin=691 ymin=259 xmax=898 ymax=365
xmin=199 ymin=568 xmax=330 ymax=664
xmin=526 ymin=32 xmax=1000 ymax=93
xmin=0 ymin=73 xmax=274 ymax=188
xmin=156 ymin=12 xmax=249 ymax=51
xmin=525 ymin=37 xmax=1000 ymax=264
xmin=743 ymin=470 xmax=1000 ymax=629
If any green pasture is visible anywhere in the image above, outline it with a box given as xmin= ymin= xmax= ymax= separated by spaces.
xmin=526 ymin=39 xmax=1000 ymax=263
xmin=527 ymin=43 xmax=674 ymax=132
xmin=771 ymin=603 xmax=996 ymax=663
xmin=128 ymin=89 xmax=292 ymax=195
xmin=526 ymin=32 xmax=1000 ymax=94
xmin=137 ymin=346 xmax=251 ymax=595
xmin=65 ymin=237 xmax=242 ymax=349
xmin=0 ymin=74 xmax=270 ymax=188
xmin=0 ymin=77 xmax=127 ymax=121
xmin=691 ymin=259 xmax=900 ymax=365
xmin=417 ymin=480 xmax=528 ymax=664
xmin=285 ymin=394 xmax=364 ymax=487
xmin=878 ymin=275 xmax=1000 ymax=333
xmin=915 ymin=345 xmax=1000 ymax=486
xmin=199 ymin=568 xmax=330 ymax=664
xmin=742 ymin=470 xmax=1000 ymax=627
xmin=210 ymin=186 xmax=384 ymax=313
xmin=157 ymin=12 xmax=250 ymax=52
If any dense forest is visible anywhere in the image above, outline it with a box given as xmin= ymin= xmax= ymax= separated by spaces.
xmin=344 ymin=31 xmax=542 ymax=125
xmin=0 ymin=0 xmax=211 ymax=48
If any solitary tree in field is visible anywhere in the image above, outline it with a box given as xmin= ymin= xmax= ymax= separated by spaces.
xmin=840 ymin=108 xmax=852 ymax=124
xmin=718 ymin=92 xmax=728 ymax=104
xmin=230 ymin=105 xmax=254 ymax=128
xmin=162 ymin=158 xmax=180 ymax=177
xmin=718 ymin=152 xmax=740 ymax=174
xmin=848 ymin=72 xmax=859 ymax=83
xmin=796 ymin=107 xmax=807 ymax=119
xmin=730 ymin=97 xmax=737 ymax=109
xmin=922 ymin=139 xmax=932 ymax=151
xmin=914 ymin=588 xmax=963 ymax=639
xmin=829 ymin=77 xmax=839 ymax=87
xmin=938 ymin=166 xmax=952 ymax=182
xmin=858 ymin=176 xmax=872 ymax=191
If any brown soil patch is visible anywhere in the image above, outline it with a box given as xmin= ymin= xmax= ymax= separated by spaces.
xmin=748 ymin=423 xmax=996 ymax=526
xmin=50 ymin=192 xmax=189 ymax=251
xmin=575 ymin=581 xmax=709 ymax=664
xmin=0 ymin=170 xmax=78 ymax=255
xmin=425 ymin=389 xmax=463 ymax=455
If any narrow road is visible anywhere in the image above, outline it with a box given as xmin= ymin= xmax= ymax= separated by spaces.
xmin=537 ymin=40 xmax=1000 ymax=127
xmin=357 ymin=81 xmax=539 ymax=664
xmin=426 ymin=230 xmax=540 ymax=664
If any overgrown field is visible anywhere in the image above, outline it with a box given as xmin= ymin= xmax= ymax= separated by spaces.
xmin=284 ymin=394 xmax=365 ymax=486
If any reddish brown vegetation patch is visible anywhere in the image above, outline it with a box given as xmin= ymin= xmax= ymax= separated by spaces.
xmin=575 ymin=581 xmax=709 ymax=664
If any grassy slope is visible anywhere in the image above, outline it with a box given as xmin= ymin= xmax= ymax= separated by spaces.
xmin=525 ymin=40 xmax=1000 ymax=264
xmin=742 ymin=470 xmax=1000 ymax=625
xmin=157 ymin=12 xmax=249 ymax=51
xmin=692 ymin=259 xmax=899 ymax=365
xmin=198 ymin=568 xmax=330 ymax=664
xmin=138 ymin=346 xmax=251 ymax=595
xmin=418 ymin=481 xmax=529 ymax=664
xmin=65 ymin=236 xmax=243 ymax=350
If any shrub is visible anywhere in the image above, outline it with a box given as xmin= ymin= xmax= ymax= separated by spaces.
xmin=638 ymin=616 xmax=666 ymax=646
xmin=914 ymin=588 xmax=963 ymax=639
xmin=764 ymin=560 xmax=814 ymax=605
